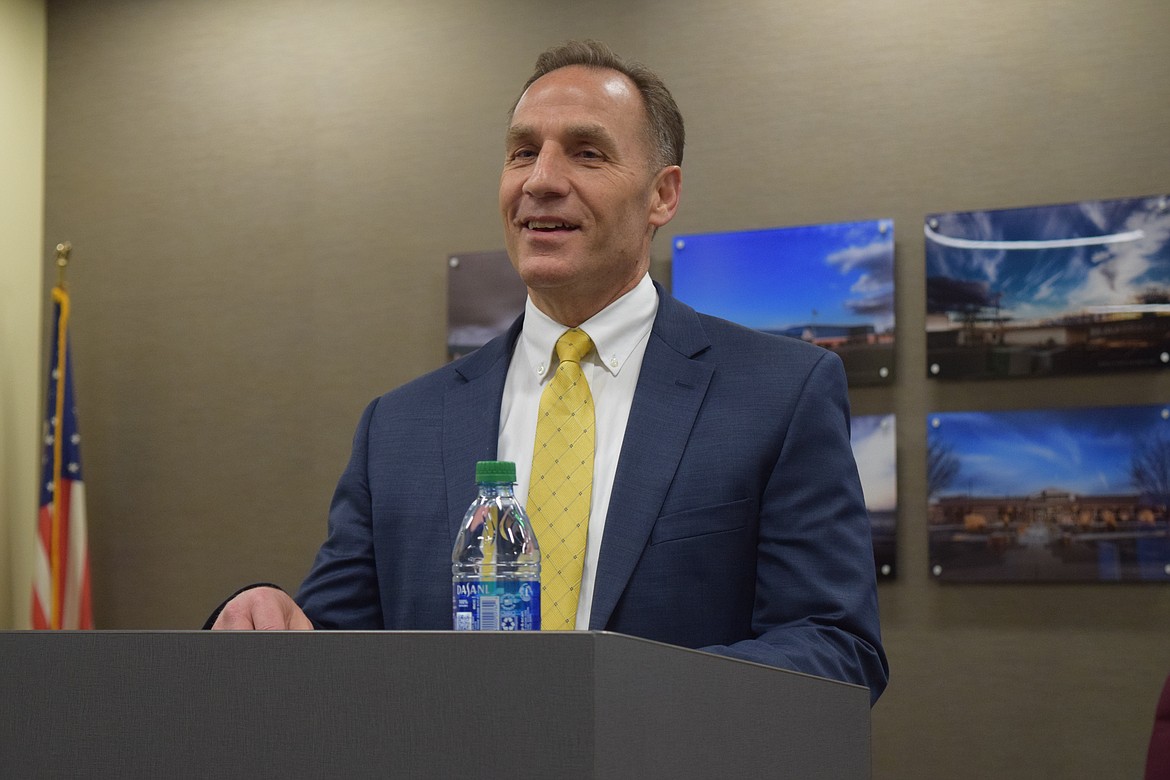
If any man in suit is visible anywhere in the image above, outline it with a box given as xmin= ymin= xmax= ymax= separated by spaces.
xmin=213 ymin=40 xmax=888 ymax=704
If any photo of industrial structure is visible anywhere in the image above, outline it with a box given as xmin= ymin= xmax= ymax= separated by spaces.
xmin=925 ymin=195 xmax=1170 ymax=380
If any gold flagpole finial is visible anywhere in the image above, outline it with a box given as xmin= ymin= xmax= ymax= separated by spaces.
xmin=55 ymin=242 xmax=71 ymax=288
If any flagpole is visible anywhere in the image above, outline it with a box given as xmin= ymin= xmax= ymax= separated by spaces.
xmin=49 ymin=242 xmax=71 ymax=629
xmin=33 ymin=240 xmax=93 ymax=629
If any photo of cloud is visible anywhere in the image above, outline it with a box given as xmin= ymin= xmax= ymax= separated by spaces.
xmin=925 ymin=194 xmax=1170 ymax=379
xmin=852 ymin=413 xmax=897 ymax=578
xmin=927 ymin=403 xmax=1170 ymax=582
xmin=672 ymin=219 xmax=896 ymax=386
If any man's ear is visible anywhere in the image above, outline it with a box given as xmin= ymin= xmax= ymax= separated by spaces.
xmin=648 ymin=165 xmax=682 ymax=229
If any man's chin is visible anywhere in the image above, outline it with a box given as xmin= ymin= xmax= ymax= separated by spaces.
xmin=514 ymin=256 xmax=579 ymax=290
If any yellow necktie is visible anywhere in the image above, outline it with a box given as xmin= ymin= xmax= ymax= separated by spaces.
xmin=529 ymin=328 xmax=595 ymax=631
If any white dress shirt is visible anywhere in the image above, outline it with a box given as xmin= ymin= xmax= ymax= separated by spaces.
xmin=497 ymin=273 xmax=659 ymax=629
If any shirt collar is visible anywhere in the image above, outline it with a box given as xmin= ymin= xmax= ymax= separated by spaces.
xmin=519 ymin=274 xmax=659 ymax=381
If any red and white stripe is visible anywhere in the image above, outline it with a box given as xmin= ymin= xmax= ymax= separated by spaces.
xmin=32 ymin=479 xmax=93 ymax=630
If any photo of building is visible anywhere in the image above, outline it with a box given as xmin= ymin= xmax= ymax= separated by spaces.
xmin=928 ymin=404 xmax=1170 ymax=582
xmin=673 ymin=219 xmax=896 ymax=386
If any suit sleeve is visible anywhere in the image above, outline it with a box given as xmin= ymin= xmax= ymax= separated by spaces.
xmin=701 ymin=350 xmax=889 ymax=704
xmin=294 ymin=398 xmax=385 ymax=629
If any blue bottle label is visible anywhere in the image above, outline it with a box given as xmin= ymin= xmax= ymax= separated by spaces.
xmin=453 ymin=579 xmax=540 ymax=631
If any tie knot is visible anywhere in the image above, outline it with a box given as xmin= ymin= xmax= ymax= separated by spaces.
xmin=555 ymin=328 xmax=594 ymax=365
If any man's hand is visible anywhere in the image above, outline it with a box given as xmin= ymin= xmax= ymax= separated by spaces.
xmin=211 ymin=586 xmax=314 ymax=630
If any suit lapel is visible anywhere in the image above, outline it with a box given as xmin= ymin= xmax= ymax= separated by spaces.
xmin=443 ymin=318 xmax=522 ymax=543
xmin=588 ymin=291 xmax=713 ymax=629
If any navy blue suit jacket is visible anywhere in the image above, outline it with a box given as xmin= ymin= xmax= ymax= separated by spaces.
xmin=297 ymin=286 xmax=888 ymax=703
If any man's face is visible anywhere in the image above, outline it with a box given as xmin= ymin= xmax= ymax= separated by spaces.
xmin=500 ymin=65 xmax=679 ymax=323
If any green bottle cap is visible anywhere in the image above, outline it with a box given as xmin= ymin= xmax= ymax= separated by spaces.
xmin=475 ymin=460 xmax=517 ymax=484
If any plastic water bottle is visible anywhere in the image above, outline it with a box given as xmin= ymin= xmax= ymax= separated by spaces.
xmin=452 ymin=460 xmax=541 ymax=631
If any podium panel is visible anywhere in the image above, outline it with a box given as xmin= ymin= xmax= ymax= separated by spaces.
xmin=0 ymin=630 xmax=869 ymax=778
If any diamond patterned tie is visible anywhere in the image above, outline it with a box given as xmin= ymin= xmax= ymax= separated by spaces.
xmin=529 ymin=328 xmax=595 ymax=631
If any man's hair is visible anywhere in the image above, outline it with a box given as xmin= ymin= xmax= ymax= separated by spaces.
xmin=512 ymin=40 xmax=685 ymax=170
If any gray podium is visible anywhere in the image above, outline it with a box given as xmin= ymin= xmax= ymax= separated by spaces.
xmin=0 ymin=630 xmax=869 ymax=778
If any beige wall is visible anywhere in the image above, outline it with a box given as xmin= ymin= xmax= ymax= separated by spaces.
xmin=42 ymin=0 xmax=1170 ymax=777
xmin=0 ymin=0 xmax=45 ymax=631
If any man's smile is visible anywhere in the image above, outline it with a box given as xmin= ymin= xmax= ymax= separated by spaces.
xmin=523 ymin=219 xmax=580 ymax=232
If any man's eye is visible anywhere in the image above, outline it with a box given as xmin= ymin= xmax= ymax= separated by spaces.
xmin=509 ymin=148 xmax=536 ymax=161
xmin=579 ymin=149 xmax=602 ymax=160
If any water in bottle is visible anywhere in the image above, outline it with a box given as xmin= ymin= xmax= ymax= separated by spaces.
xmin=452 ymin=460 xmax=540 ymax=631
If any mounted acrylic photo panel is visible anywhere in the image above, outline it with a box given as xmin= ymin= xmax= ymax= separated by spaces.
xmin=447 ymin=250 xmax=527 ymax=361
xmin=852 ymin=413 xmax=897 ymax=579
xmin=672 ymin=219 xmax=896 ymax=386
xmin=925 ymin=194 xmax=1170 ymax=380
xmin=927 ymin=403 xmax=1170 ymax=583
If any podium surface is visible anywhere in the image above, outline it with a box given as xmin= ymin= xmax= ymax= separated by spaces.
xmin=0 ymin=630 xmax=869 ymax=778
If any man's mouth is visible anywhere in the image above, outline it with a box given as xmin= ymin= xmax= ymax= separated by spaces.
xmin=524 ymin=219 xmax=578 ymax=232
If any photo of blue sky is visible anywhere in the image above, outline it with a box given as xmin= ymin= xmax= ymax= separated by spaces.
xmin=926 ymin=195 xmax=1170 ymax=321
xmin=928 ymin=404 xmax=1170 ymax=499
xmin=672 ymin=219 xmax=895 ymax=333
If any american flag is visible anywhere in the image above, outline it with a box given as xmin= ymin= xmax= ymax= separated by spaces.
xmin=32 ymin=286 xmax=93 ymax=629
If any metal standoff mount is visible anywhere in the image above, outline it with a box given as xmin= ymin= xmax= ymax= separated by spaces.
xmin=55 ymin=241 xmax=72 ymax=287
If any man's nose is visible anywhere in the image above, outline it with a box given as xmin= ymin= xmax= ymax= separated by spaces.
xmin=522 ymin=148 xmax=570 ymax=198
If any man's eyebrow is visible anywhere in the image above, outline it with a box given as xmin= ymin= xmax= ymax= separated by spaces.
xmin=504 ymin=125 xmax=535 ymax=146
xmin=505 ymin=123 xmax=618 ymax=149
